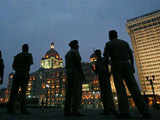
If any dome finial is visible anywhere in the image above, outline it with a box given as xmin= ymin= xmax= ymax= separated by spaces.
xmin=50 ymin=42 xmax=54 ymax=49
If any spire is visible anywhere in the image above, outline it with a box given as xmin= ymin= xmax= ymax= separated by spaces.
xmin=50 ymin=42 xmax=54 ymax=49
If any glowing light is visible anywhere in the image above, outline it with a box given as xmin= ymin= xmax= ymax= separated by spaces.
xmin=82 ymin=84 xmax=89 ymax=91
xmin=50 ymin=42 xmax=54 ymax=49
xmin=114 ymin=96 xmax=117 ymax=100
xmin=28 ymin=88 xmax=31 ymax=91
xmin=46 ymin=84 xmax=50 ymax=88
xmin=19 ymin=88 xmax=22 ymax=92
xmin=42 ymin=84 xmax=46 ymax=88
xmin=56 ymin=55 xmax=59 ymax=59
xmin=90 ymin=57 xmax=97 ymax=62
xmin=10 ymin=74 xmax=14 ymax=79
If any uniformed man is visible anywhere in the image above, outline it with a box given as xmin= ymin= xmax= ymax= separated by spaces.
xmin=103 ymin=30 xmax=149 ymax=118
xmin=8 ymin=44 xmax=33 ymax=114
xmin=94 ymin=49 xmax=117 ymax=115
xmin=0 ymin=50 xmax=4 ymax=85
xmin=64 ymin=40 xmax=85 ymax=116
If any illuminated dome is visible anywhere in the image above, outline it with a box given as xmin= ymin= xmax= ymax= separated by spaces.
xmin=43 ymin=43 xmax=61 ymax=60
xmin=41 ymin=43 xmax=63 ymax=69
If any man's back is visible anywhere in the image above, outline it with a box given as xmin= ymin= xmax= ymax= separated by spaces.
xmin=95 ymin=57 xmax=106 ymax=74
xmin=104 ymin=39 xmax=131 ymax=62
xmin=0 ymin=58 xmax=4 ymax=73
xmin=65 ymin=50 xmax=74 ymax=70
xmin=0 ymin=58 xmax=4 ymax=84
xmin=65 ymin=49 xmax=81 ymax=71
xmin=13 ymin=52 xmax=33 ymax=72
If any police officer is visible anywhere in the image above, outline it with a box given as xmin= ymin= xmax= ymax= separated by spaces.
xmin=0 ymin=50 xmax=4 ymax=85
xmin=94 ymin=49 xmax=117 ymax=115
xmin=103 ymin=30 xmax=149 ymax=118
xmin=8 ymin=44 xmax=33 ymax=114
xmin=64 ymin=40 xmax=85 ymax=116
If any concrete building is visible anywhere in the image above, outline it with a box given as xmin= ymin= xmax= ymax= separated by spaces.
xmin=126 ymin=10 xmax=160 ymax=95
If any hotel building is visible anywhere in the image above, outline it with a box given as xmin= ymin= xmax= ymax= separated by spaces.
xmin=126 ymin=10 xmax=160 ymax=95
xmin=26 ymin=43 xmax=105 ymax=107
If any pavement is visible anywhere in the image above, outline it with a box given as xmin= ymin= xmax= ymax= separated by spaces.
xmin=0 ymin=107 xmax=160 ymax=120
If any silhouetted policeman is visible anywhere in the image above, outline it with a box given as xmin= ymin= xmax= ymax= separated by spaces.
xmin=103 ymin=30 xmax=149 ymax=118
xmin=64 ymin=40 xmax=85 ymax=116
xmin=0 ymin=50 xmax=4 ymax=85
xmin=8 ymin=44 xmax=33 ymax=114
xmin=94 ymin=49 xmax=116 ymax=115
xmin=41 ymin=99 xmax=45 ymax=112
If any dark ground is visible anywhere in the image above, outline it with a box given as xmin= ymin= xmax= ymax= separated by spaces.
xmin=0 ymin=107 xmax=160 ymax=120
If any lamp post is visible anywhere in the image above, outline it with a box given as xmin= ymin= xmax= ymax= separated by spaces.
xmin=146 ymin=75 xmax=158 ymax=109
xmin=46 ymin=84 xmax=50 ymax=107
xmin=92 ymin=91 xmax=96 ymax=108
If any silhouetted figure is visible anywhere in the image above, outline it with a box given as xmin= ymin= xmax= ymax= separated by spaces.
xmin=103 ymin=30 xmax=150 ymax=118
xmin=94 ymin=49 xmax=117 ymax=115
xmin=8 ymin=44 xmax=33 ymax=114
xmin=41 ymin=99 xmax=45 ymax=112
xmin=0 ymin=50 xmax=4 ymax=85
xmin=64 ymin=40 xmax=85 ymax=116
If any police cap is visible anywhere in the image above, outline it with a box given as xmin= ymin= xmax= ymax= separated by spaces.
xmin=69 ymin=40 xmax=78 ymax=48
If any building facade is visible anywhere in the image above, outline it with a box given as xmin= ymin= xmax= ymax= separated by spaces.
xmin=27 ymin=43 xmax=118 ymax=108
xmin=0 ymin=73 xmax=14 ymax=104
xmin=0 ymin=88 xmax=9 ymax=104
xmin=126 ymin=10 xmax=160 ymax=95
xmin=28 ymin=43 xmax=66 ymax=106
xmin=40 ymin=42 xmax=63 ymax=69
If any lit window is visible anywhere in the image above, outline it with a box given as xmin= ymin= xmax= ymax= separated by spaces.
xmin=56 ymin=55 xmax=59 ymax=59
xmin=33 ymin=77 xmax=35 ymax=80
xmin=42 ymin=84 xmax=46 ymax=88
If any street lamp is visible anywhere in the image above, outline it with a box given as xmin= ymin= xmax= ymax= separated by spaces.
xmin=46 ymin=84 xmax=49 ymax=88
xmin=146 ymin=75 xmax=159 ymax=109
xmin=46 ymin=84 xmax=50 ymax=107
xmin=92 ymin=91 xmax=96 ymax=108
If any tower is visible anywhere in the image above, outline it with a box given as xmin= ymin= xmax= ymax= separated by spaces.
xmin=126 ymin=10 xmax=160 ymax=95
xmin=41 ymin=43 xmax=63 ymax=69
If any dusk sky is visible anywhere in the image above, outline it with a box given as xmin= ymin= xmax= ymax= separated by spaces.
xmin=0 ymin=0 xmax=160 ymax=88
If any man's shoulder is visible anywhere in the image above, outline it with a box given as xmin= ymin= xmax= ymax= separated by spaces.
xmin=65 ymin=50 xmax=73 ymax=57
xmin=15 ymin=52 xmax=32 ymax=60
xmin=65 ymin=50 xmax=79 ymax=60
xmin=16 ymin=52 xmax=22 ymax=56
xmin=67 ymin=49 xmax=77 ymax=55
xmin=0 ymin=58 xmax=3 ymax=62
xmin=18 ymin=52 xmax=32 ymax=56
xmin=28 ymin=53 xmax=33 ymax=57
xmin=105 ymin=41 xmax=112 ymax=47
xmin=118 ymin=39 xmax=131 ymax=50
xmin=119 ymin=39 xmax=128 ymax=44
xmin=14 ymin=53 xmax=22 ymax=59
xmin=0 ymin=59 xmax=4 ymax=67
